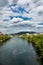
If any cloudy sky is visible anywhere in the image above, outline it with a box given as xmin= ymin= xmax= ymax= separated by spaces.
xmin=0 ymin=0 xmax=43 ymax=34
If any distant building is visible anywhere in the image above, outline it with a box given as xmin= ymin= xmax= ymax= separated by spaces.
xmin=0 ymin=32 xmax=3 ymax=35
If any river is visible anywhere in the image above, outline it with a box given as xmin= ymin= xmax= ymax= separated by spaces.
xmin=0 ymin=37 xmax=40 ymax=65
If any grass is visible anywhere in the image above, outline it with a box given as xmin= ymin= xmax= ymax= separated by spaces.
xmin=0 ymin=35 xmax=11 ymax=45
xmin=17 ymin=34 xmax=43 ymax=65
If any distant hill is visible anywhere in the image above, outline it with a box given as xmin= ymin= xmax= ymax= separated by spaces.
xmin=10 ymin=31 xmax=36 ymax=36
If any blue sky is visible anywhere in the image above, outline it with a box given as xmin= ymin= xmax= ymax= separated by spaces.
xmin=0 ymin=0 xmax=43 ymax=34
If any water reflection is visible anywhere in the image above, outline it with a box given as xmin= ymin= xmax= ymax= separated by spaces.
xmin=0 ymin=38 xmax=40 ymax=65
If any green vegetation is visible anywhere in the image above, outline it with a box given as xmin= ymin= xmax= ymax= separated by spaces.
xmin=17 ymin=34 xmax=43 ymax=65
xmin=0 ymin=35 xmax=11 ymax=46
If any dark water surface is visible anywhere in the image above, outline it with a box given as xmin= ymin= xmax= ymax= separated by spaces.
xmin=0 ymin=38 xmax=40 ymax=65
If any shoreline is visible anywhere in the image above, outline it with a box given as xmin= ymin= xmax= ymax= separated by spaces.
xmin=17 ymin=33 xmax=43 ymax=65
xmin=0 ymin=33 xmax=43 ymax=65
xmin=0 ymin=35 xmax=11 ymax=46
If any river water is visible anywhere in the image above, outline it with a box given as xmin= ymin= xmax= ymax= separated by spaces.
xmin=0 ymin=38 xmax=40 ymax=65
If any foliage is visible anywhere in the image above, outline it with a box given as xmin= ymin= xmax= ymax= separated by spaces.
xmin=0 ymin=35 xmax=11 ymax=45
xmin=18 ymin=34 xmax=43 ymax=65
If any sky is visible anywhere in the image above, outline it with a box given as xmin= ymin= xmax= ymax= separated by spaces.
xmin=0 ymin=0 xmax=43 ymax=34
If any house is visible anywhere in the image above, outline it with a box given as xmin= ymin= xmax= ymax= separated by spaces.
xmin=0 ymin=32 xmax=3 ymax=35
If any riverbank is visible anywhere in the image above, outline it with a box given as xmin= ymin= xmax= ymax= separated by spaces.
xmin=0 ymin=35 xmax=11 ymax=45
xmin=17 ymin=33 xmax=43 ymax=65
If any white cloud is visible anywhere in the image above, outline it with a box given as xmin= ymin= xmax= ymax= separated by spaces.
xmin=1 ymin=0 xmax=43 ymax=22
xmin=0 ymin=0 xmax=43 ymax=33
xmin=1 ymin=0 xmax=43 ymax=21
xmin=11 ymin=17 xmax=23 ymax=22
xmin=0 ymin=0 xmax=8 ymax=7
xmin=17 ymin=0 xmax=43 ymax=21
xmin=8 ymin=0 xmax=13 ymax=5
